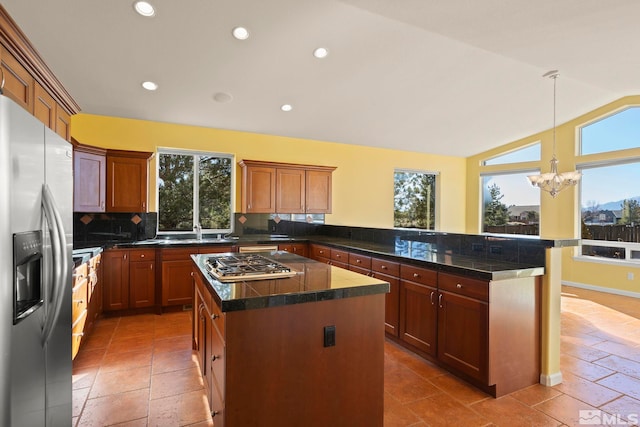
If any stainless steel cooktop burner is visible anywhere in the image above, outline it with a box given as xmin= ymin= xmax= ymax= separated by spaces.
xmin=204 ymin=253 xmax=296 ymax=282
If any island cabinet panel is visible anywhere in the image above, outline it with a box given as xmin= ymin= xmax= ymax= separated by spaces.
xmin=371 ymin=258 xmax=400 ymax=336
xmin=106 ymin=151 xmax=152 ymax=212
xmin=73 ymin=145 xmax=107 ymax=212
xmin=224 ymin=296 xmax=384 ymax=427
xmin=399 ymin=264 xmax=438 ymax=355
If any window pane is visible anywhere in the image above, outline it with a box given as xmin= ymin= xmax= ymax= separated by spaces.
xmin=394 ymin=171 xmax=436 ymax=230
xmin=199 ymin=156 xmax=232 ymax=230
xmin=580 ymin=162 xmax=640 ymax=244
xmin=482 ymin=173 xmax=539 ymax=235
xmin=483 ymin=143 xmax=540 ymax=165
xmin=581 ymin=107 xmax=640 ymax=155
xmin=158 ymin=154 xmax=194 ymax=231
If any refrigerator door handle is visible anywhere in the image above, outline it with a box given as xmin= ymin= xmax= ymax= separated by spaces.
xmin=41 ymin=183 xmax=69 ymax=346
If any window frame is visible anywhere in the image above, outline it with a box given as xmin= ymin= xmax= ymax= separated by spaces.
xmin=576 ymin=104 xmax=640 ymax=265
xmin=156 ymin=148 xmax=235 ymax=236
xmin=393 ymin=168 xmax=439 ymax=231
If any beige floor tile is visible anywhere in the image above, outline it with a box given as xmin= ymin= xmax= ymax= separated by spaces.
xmin=470 ymin=395 xmax=559 ymax=427
xmin=560 ymin=353 xmax=616 ymax=382
xmin=596 ymin=373 xmax=640 ymax=401
xmin=89 ymin=366 xmax=151 ymax=399
xmin=534 ymin=394 xmax=598 ymax=426
xmin=384 ymin=364 xmax=441 ymax=404
xmin=406 ymin=393 xmax=489 ymax=427
xmin=428 ymin=373 xmax=490 ymax=406
xmin=148 ymin=389 xmax=212 ymax=426
xmin=78 ymin=388 xmax=150 ymax=427
xmin=150 ymin=366 xmax=204 ymax=400
xmin=594 ymin=354 xmax=640 ymax=380
xmin=510 ymin=384 xmax=562 ymax=407
xmin=553 ymin=371 xmax=622 ymax=407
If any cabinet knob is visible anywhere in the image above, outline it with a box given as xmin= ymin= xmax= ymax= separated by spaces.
xmin=319 ymin=250 xmax=324 ymax=254
xmin=211 ymin=411 xmax=219 ymax=417
xmin=336 ymin=254 xmax=341 ymax=258
xmin=456 ymin=283 xmax=462 ymax=289
xmin=381 ymin=265 xmax=387 ymax=270
xmin=211 ymin=313 xmax=220 ymax=320
xmin=413 ymin=273 xmax=419 ymax=278
xmin=212 ymin=355 xmax=220 ymax=361
xmin=141 ymin=254 xmax=145 ymax=258
xmin=356 ymin=259 xmax=361 ymax=263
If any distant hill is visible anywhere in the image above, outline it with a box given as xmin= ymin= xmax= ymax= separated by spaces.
xmin=583 ymin=196 xmax=640 ymax=211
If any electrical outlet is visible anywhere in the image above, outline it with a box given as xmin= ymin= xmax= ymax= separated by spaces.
xmin=628 ymin=272 xmax=634 ymax=280
xmin=324 ymin=325 xmax=336 ymax=347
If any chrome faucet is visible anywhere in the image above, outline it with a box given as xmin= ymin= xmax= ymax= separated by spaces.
xmin=194 ymin=223 xmax=202 ymax=240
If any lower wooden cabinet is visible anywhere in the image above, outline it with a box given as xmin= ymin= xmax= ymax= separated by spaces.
xmin=371 ymin=258 xmax=400 ymax=337
xmin=161 ymin=248 xmax=196 ymax=307
xmin=278 ymin=243 xmax=308 ymax=258
xmin=103 ymin=248 xmax=156 ymax=311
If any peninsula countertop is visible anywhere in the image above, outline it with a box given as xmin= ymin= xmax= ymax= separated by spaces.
xmin=191 ymin=250 xmax=390 ymax=312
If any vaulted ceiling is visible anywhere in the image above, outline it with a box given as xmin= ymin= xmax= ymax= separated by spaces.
xmin=4 ymin=0 xmax=640 ymax=157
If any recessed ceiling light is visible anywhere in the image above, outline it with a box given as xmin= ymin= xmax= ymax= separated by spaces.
xmin=313 ymin=47 xmax=329 ymax=59
xmin=232 ymin=27 xmax=250 ymax=40
xmin=213 ymin=92 xmax=233 ymax=103
xmin=141 ymin=81 xmax=158 ymax=91
xmin=133 ymin=1 xmax=155 ymax=17
xmin=280 ymin=104 xmax=293 ymax=112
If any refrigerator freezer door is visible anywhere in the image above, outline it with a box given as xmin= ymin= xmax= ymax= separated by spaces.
xmin=43 ymin=127 xmax=73 ymax=426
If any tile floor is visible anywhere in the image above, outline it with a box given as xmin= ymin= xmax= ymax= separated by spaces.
xmin=73 ymin=285 xmax=640 ymax=426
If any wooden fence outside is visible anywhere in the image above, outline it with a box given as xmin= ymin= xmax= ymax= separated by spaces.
xmin=485 ymin=224 xmax=640 ymax=243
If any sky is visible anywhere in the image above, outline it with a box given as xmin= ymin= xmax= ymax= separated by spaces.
xmin=483 ymin=107 xmax=640 ymax=208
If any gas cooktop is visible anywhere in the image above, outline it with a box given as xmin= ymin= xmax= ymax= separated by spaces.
xmin=204 ymin=253 xmax=296 ymax=282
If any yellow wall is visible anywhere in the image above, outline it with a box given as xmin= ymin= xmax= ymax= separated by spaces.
xmin=467 ymin=95 xmax=640 ymax=295
xmin=71 ymin=114 xmax=467 ymax=232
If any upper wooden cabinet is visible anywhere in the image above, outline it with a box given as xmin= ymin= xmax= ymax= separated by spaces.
xmin=0 ymin=43 xmax=33 ymax=112
xmin=106 ymin=150 xmax=153 ymax=212
xmin=73 ymin=144 xmax=107 ymax=212
xmin=239 ymin=160 xmax=336 ymax=214
xmin=1 ymin=5 xmax=80 ymax=139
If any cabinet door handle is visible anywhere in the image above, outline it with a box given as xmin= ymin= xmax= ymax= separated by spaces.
xmin=430 ymin=291 xmax=434 ymax=305
xmin=0 ymin=68 xmax=4 ymax=90
xmin=123 ymin=253 xmax=127 ymax=260
xmin=438 ymin=293 xmax=443 ymax=308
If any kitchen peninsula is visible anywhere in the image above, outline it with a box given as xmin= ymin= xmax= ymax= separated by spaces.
xmin=191 ymin=250 xmax=389 ymax=427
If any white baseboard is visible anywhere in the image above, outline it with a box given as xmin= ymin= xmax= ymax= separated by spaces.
xmin=562 ymin=280 xmax=640 ymax=299
xmin=540 ymin=371 xmax=563 ymax=387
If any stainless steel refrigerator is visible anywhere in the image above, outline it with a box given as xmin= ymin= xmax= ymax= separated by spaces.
xmin=0 ymin=94 xmax=72 ymax=426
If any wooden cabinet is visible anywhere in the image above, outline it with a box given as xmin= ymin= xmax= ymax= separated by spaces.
xmin=309 ymin=243 xmax=331 ymax=263
xmin=55 ymin=104 xmax=71 ymax=141
xmin=371 ymin=258 xmax=400 ymax=337
xmin=239 ymin=160 xmax=336 ymax=214
xmin=192 ymin=265 xmax=384 ymax=426
xmin=399 ymin=264 xmax=438 ymax=355
xmin=106 ymin=150 xmax=153 ymax=212
xmin=278 ymin=243 xmax=308 ymax=258
xmin=85 ymin=253 xmax=103 ymax=336
xmin=161 ymin=245 xmax=234 ymax=308
xmin=103 ymin=248 xmax=156 ymax=311
xmin=71 ymin=262 xmax=88 ymax=359
xmin=0 ymin=44 xmax=33 ymax=112
xmin=73 ymin=144 xmax=107 ymax=212
xmin=34 ymin=81 xmax=55 ymax=128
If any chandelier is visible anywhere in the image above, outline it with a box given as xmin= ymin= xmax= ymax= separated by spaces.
xmin=527 ymin=70 xmax=581 ymax=197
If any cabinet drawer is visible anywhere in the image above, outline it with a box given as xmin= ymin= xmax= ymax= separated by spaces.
xmin=71 ymin=310 xmax=87 ymax=360
xmin=161 ymin=247 xmax=197 ymax=261
xmin=400 ymin=264 xmax=437 ymax=287
xmin=371 ymin=258 xmax=400 ymax=277
xmin=310 ymin=244 xmax=330 ymax=261
xmin=129 ymin=249 xmax=156 ymax=262
xmin=348 ymin=253 xmax=371 ymax=270
xmin=330 ymin=248 xmax=348 ymax=263
xmin=72 ymin=278 xmax=88 ymax=322
xmin=73 ymin=262 xmax=88 ymax=283
xmin=438 ymin=272 xmax=489 ymax=302
xmin=210 ymin=326 xmax=225 ymax=390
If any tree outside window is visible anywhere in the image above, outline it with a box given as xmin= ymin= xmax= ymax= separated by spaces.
xmin=394 ymin=170 xmax=437 ymax=230
xmin=158 ymin=151 xmax=232 ymax=233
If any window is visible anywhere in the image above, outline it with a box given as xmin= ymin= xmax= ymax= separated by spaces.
xmin=578 ymin=107 xmax=640 ymax=262
xmin=157 ymin=150 xmax=233 ymax=234
xmin=483 ymin=143 xmax=541 ymax=166
xmin=394 ymin=170 xmax=437 ymax=230
xmin=481 ymin=172 xmax=540 ymax=235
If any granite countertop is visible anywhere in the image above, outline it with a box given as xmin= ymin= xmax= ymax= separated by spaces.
xmin=108 ymin=233 xmax=546 ymax=280
xmin=72 ymin=246 xmax=104 ymax=268
xmin=191 ymin=251 xmax=390 ymax=312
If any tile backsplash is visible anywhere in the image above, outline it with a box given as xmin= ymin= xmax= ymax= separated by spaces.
xmin=73 ymin=212 xmax=157 ymax=249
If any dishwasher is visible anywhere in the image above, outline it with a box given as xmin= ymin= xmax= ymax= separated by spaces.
xmin=238 ymin=245 xmax=279 ymax=253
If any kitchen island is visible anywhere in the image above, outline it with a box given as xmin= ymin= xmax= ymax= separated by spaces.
xmin=191 ymin=251 xmax=389 ymax=427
